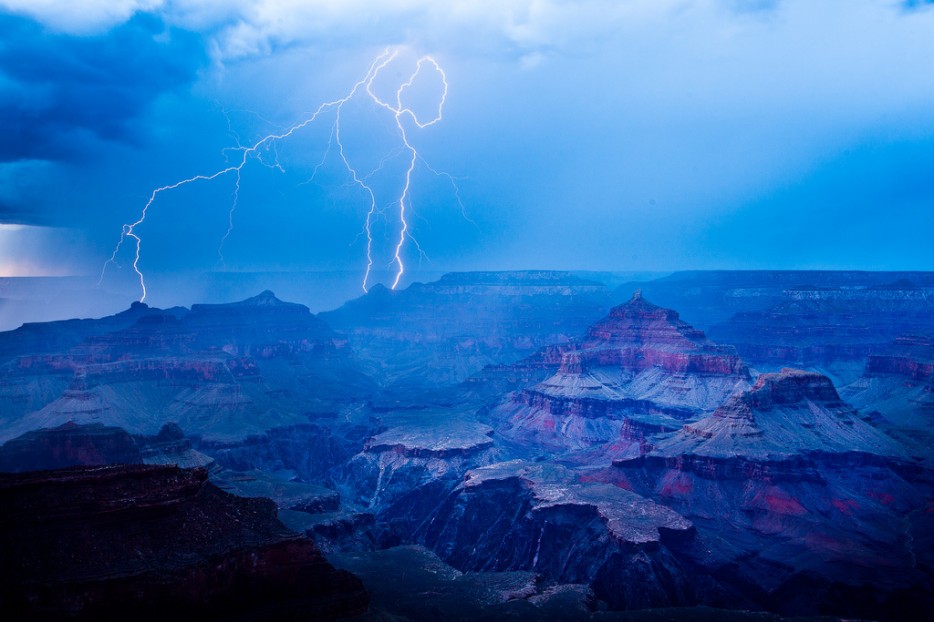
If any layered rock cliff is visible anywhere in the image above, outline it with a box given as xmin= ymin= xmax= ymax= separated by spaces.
xmin=0 ymin=292 xmax=376 ymax=478
xmin=654 ymin=369 xmax=906 ymax=460
xmin=2 ymin=273 xmax=932 ymax=620
xmin=489 ymin=292 xmax=750 ymax=458
xmin=320 ymin=271 xmax=612 ymax=389
xmin=708 ymin=278 xmax=934 ymax=384
xmin=841 ymin=333 xmax=934 ymax=461
xmin=335 ymin=407 xmax=501 ymax=538
xmin=610 ymin=369 xmax=931 ymax=620
xmin=389 ymin=460 xmax=696 ymax=610
xmin=613 ymin=270 xmax=934 ymax=331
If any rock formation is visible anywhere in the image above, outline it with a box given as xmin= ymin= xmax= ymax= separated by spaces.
xmin=390 ymin=460 xmax=696 ymax=610
xmin=0 ymin=464 xmax=368 ymax=620
xmin=709 ymin=278 xmax=934 ymax=385
xmin=842 ymin=333 xmax=934 ymax=460
xmin=490 ymin=292 xmax=750 ymax=458
xmin=320 ymin=271 xmax=612 ymax=389
xmin=610 ymin=369 xmax=930 ymax=620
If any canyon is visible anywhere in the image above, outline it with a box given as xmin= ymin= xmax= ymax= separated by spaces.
xmin=0 ymin=270 xmax=930 ymax=620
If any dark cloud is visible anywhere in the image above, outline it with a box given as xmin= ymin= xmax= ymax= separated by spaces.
xmin=0 ymin=12 xmax=207 ymax=163
xmin=0 ymin=199 xmax=46 ymax=226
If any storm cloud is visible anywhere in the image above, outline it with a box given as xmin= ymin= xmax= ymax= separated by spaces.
xmin=0 ymin=0 xmax=932 ymax=288
xmin=0 ymin=12 xmax=206 ymax=163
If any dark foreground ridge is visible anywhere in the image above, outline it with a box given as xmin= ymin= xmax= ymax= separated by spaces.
xmin=0 ymin=464 xmax=368 ymax=621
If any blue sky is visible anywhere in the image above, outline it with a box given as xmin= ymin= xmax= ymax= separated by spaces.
xmin=1 ymin=1 xmax=933 ymax=296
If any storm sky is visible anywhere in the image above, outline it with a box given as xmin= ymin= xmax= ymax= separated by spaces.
xmin=1 ymin=1 xmax=933 ymax=295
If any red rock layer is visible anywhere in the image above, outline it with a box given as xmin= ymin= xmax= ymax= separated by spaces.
xmin=578 ymin=291 xmax=748 ymax=377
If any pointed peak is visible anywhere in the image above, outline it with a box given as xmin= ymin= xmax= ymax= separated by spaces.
xmin=252 ymin=290 xmax=279 ymax=302
xmin=607 ymin=290 xmax=672 ymax=320
xmin=231 ymin=290 xmax=293 ymax=307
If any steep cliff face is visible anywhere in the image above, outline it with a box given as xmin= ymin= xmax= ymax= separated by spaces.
xmin=0 ymin=464 xmax=368 ymax=620
xmin=0 ymin=301 xmax=184 ymax=363
xmin=708 ymin=279 xmax=934 ymax=385
xmin=0 ymin=292 xmax=375 ymax=452
xmin=336 ymin=410 xmax=500 ymax=522
xmin=0 ymin=303 xmax=183 ymax=423
xmin=655 ymin=369 xmax=906 ymax=460
xmin=388 ymin=461 xmax=696 ymax=610
xmin=320 ymin=271 xmax=612 ymax=389
xmin=841 ymin=334 xmax=934 ymax=460
xmin=489 ymin=293 xmax=750 ymax=458
xmin=609 ymin=369 xmax=931 ymax=620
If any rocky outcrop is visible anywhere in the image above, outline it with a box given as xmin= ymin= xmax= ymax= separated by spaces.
xmin=708 ymin=279 xmax=934 ymax=385
xmin=654 ymin=369 xmax=906 ymax=460
xmin=579 ymin=291 xmax=748 ymax=376
xmin=336 ymin=414 xmax=499 ymax=516
xmin=0 ymin=464 xmax=368 ymax=620
xmin=841 ymin=334 xmax=934 ymax=461
xmin=281 ymin=510 xmax=379 ymax=554
xmin=390 ymin=461 xmax=695 ymax=610
xmin=320 ymin=271 xmax=612 ymax=389
xmin=212 ymin=468 xmax=341 ymax=514
xmin=331 ymin=545 xmax=592 ymax=621
xmin=0 ymin=291 xmax=375 ymax=449
xmin=490 ymin=293 xmax=750 ymax=458
xmin=200 ymin=420 xmax=370 ymax=482
xmin=609 ymin=369 xmax=931 ymax=620
xmin=326 ymin=408 xmax=504 ymax=553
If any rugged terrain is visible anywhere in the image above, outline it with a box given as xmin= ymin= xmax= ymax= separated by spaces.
xmin=607 ymin=370 xmax=930 ymax=619
xmin=0 ymin=270 xmax=931 ymax=620
xmin=488 ymin=291 xmax=751 ymax=459
xmin=0 ymin=464 xmax=367 ymax=620
xmin=319 ymin=271 xmax=613 ymax=390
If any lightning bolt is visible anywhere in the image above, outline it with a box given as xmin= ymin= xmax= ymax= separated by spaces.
xmin=365 ymin=55 xmax=448 ymax=290
xmin=100 ymin=49 xmax=455 ymax=301
xmin=216 ymin=168 xmax=241 ymax=265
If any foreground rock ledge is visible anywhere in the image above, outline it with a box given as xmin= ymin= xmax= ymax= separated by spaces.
xmin=0 ymin=464 xmax=368 ymax=621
